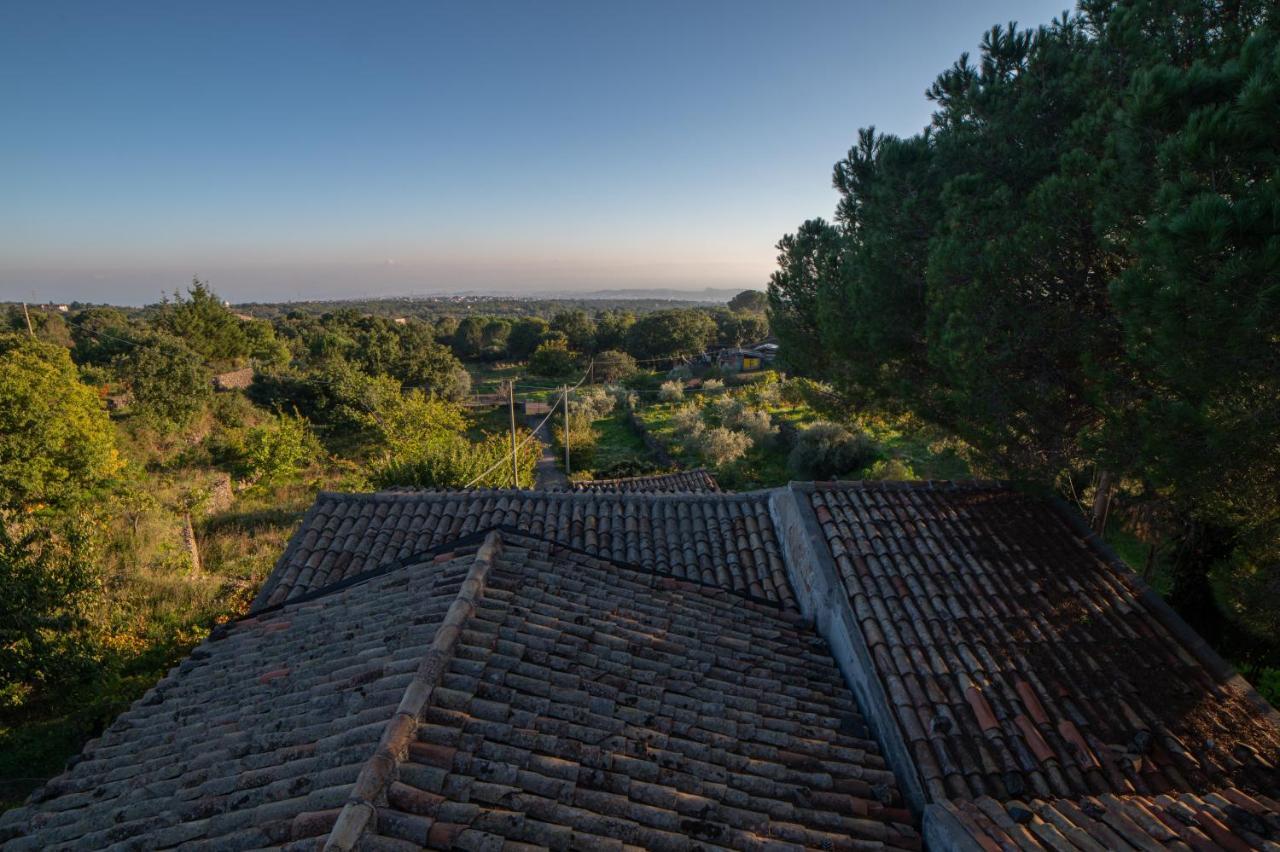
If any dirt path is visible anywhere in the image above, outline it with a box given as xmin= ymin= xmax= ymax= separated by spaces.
xmin=531 ymin=417 xmax=568 ymax=491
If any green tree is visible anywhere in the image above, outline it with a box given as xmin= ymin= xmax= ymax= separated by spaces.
xmin=507 ymin=317 xmax=550 ymax=360
xmin=243 ymin=411 xmax=318 ymax=484
xmin=452 ymin=316 xmax=490 ymax=359
xmin=712 ymin=310 xmax=769 ymax=347
xmin=767 ymin=1 xmax=1280 ymax=666
xmin=68 ymin=307 xmax=140 ymax=367
xmin=529 ymin=339 xmax=577 ymax=377
xmin=727 ymin=289 xmax=768 ymax=312
xmin=625 ymin=309 xmax=715 ymax=360
xmin=593 ymin=350 xmax=638 ymax=382
xmin=156 ymin=279 xmax=251 ymax=365
xmin=593 ymin=310 xmax=635 ymax=352
xmin=0 ymin=334 xmax=121 ymax=510
xmin=0 ymin=519 xmax=103 ymax=710
xmin=551 ymin=309 xmax=596 ymax=353
xmin=116 ymin=334 xmax=212 ymax=432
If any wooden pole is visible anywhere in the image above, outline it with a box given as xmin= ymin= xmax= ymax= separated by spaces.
xmin=507 ymin=380 xmax=519 ymax=488
xmin=563 ymin=384 xmax=570 ymax=476
xmin=1089 ymin=470 xmax=1112 ymax=534
xmin=22 ymin=302 xmax=34 ymax=336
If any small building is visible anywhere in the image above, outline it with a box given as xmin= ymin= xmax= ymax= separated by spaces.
xmin=211 ymin=366 xmax=254 ymax=391
xmin=716 ymin=347 xmax=763 ymax=373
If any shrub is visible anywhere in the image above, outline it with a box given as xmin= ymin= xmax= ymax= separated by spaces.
xmin=553 ymin=410 xmax=599 ymax=468
xmin=788 ymin=422 xmax=879 ymax=480
xmin=729 ymin=407 xmax=778 ymax=446
xmin=670 ymin=403 xmax=706 ymax=435
xmin=748 ymin=376 xmax=783 ymax=408
xmin=573 ymin=386 xmax=616 ymax=421
xmin=243 ymin=411 xmax=317 ymax=484
xmin=707 ymin=395 xmax=740 ymax=424
xmin=529 ymin=339 xmax=577 ymax=377
xmin=658 ymin=380 xmax=685 ymax=402
xmin=374 ymin=431 xmax=537 ymax=489
xmin=0 ymin=519 xmax=103 ymax=711
xmin=701 ymin=378 xmax=725 ymax=393
xmin=593 ymin=350 xmax=637 ymax=383
xmin=695 ymin=427 xmax=753 ymax=467
xmin=866 ymin=458 xmax=917 ymax=480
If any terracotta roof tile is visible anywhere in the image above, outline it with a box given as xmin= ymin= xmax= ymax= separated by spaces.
xmin=572 ymin=469 xmax=721 ymax=494
xmin=804 ymin=481 xmax=1280 ymax=803
xmin=254 ymin=489 xmax=792 ymax=611
xmin=1 ymin=530 xmax=920 ymax=852
xmin=930 ymin=788 xmax=1280 ymax=851
xmin=0 ymin=545 xmax=484 ymax=851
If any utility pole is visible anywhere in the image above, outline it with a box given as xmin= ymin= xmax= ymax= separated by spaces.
xmin=507 ymin=380 xmax=519 ymax=488
xmin=22 ymin=302 xmax=34 ymax=337
xmin=563 ymin=384 xmax=570 ymax=476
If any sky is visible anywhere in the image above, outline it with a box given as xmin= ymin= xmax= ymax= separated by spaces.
xmin=1 ymin=1 xmax=1071 ymax=305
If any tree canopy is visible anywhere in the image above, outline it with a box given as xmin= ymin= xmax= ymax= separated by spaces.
xmin=0 ymin=334 xmax=121 ymax=510
xmin=768 ymin=0 xmax=1280 ymax=664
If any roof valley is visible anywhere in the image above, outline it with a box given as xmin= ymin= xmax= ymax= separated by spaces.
xmin=324 ymin=530 xmax=505 ymax=851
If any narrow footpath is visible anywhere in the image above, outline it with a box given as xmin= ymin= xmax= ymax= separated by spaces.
xmin=530 ymin=416 xmax=568 ymax=491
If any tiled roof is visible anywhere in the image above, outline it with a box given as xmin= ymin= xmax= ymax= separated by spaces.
xmin=929 ymin=788 xmax=1280 ymax=851
xmin=254 ymin=489 xmax=792 ymax=612
xmin=802 ymin=481 xmax=1280 ymax=804
xmin=0 ymin=542 xmax=482 ymax=851
xmin=3 ymin=530 xmax=922 ymax=851
xmin=572 ymin=469 xmax=721 ymax=494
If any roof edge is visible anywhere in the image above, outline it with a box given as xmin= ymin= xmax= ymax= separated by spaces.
xmin=324 ymin=529 xmax=504 ymax=851
xmin=770 ymin=483 xmax=928 ymax=815
xmin=307 ymin=485 xmax=778 ymax=503
xmin=249 ymin=523 xmax=795 ymax=620
xmin=250 ymin=498 xmax=326 ymax=611
xmin=1048 ymin=497 xmax=1280 ymax=729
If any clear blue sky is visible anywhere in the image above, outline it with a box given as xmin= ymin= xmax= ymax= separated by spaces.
xmin=2 ymin=1 xmax=1071 ymax=305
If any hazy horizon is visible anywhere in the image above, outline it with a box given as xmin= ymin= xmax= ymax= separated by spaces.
xmin=3 ymin=1 xmax=1069 ymax=304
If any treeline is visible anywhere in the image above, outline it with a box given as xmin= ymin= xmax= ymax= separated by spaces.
xmin=769 ymin=0 xmax=1278 ymax=670
xmin=234 ymin=293 xmax=749 ymax=321
xmin=432 ymin=290 xmax=768 ymax=374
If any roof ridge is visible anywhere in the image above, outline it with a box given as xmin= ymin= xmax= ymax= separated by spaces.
xmin=309 ymin=485 xmax=776 ymax=503
xmin=323 ymin=529 xmax=504 ymax=851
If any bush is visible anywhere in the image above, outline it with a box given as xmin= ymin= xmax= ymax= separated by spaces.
xmin=671 ymin=404 xmax=706 ymax=436
xmin=866 ymin=458 xmax=916 ymax=480
xmin=572 ymin=386 xmax=615 ymax=421
xmin=243 ymin=411 xmax=317 ymax=484
xmin=553 ymin=410 xmax=598 ymax=468
xmin=529 ymin=339 xmax=577 ymax=377
xmin=748 ymin=376 xmax=783 ymax=408
xmin=374 ymin=431 xmax=537 ymax=489
xmin=788 ymin=422 xmax=879 ymax=480
xmin=593 ymin=350 xmax=637 ymax=383
xmin=658 ymin=380 xmax=685 ymax=402
xmin=701 ymin=378 xmax=725 ymax=393
xmin=0 ymin=519 xmax=103 ymax=711
xmin=728 ymin=406 xmax=778 ymax=446
xmin=694 ymin=427 xmax=752 ymax=467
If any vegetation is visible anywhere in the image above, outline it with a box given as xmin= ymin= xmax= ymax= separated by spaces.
xmin=768 ymin=1 xmax=1279 ymax=687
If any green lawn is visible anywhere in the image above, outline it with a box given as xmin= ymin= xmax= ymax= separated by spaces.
xmin=585 ymin=413 xmax=651 ymax=475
